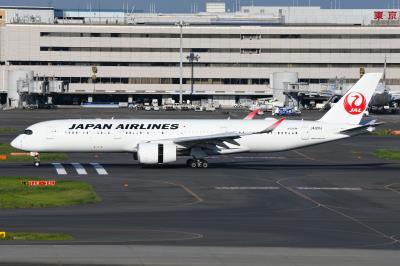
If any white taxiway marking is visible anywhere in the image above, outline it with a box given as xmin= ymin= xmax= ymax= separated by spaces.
xmin=71 ymin=163 xmax=87 ymax=175
xmin=52 ymin=163 xmax=67 ymax=175
xmin=296 ymin=187 xmax=362 ymax=191
xmin=234 ymin=156 xmax=286 ymax=160
xmin=215 ymin=187 xmax=280 ymax=190
xmin=90 ymin=163 xmax=108 ymax=175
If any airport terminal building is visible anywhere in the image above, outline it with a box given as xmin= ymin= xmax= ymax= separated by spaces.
xmin=0 ymin=4 xmax=399 ymax=107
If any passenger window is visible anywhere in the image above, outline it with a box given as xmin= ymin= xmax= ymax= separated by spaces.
xmin=24 ymin=129 xmax=33 ymax=135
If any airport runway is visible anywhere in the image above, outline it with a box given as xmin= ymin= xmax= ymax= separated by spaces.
xmin=0 ymin=109 xmax=400 ymax=265
xmin=1 ymin=136 xmax=400 ymax=248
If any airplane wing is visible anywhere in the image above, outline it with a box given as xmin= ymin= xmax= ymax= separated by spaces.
xmin=162 ymin=118 xmax=285 ymax=149
xmin=169 ymin=132 xmax=244 ymax=149
xmin=257 ymin=117 xmax=285 ymax=134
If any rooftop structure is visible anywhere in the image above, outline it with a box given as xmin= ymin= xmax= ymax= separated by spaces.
xmin=0 ymin=4 xmax=399 ymax=108
xmin=0 ymin=5 xmax=399 ymax=26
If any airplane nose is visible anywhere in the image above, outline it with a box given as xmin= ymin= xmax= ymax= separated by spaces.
xmin=11 ymin=136 xmax=23 ymax=150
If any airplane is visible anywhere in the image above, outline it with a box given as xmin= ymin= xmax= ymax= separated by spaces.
xmin=11 ymin=73 xmax=383 ymax=168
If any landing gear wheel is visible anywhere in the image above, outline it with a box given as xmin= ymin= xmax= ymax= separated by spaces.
xmin=187 ymin=159 xmax=209 ymax=168
xmin=187 ymin=159 xmax=197 ymax=168
xmin=33 ymin=153 xmax=40 ymax=167
xmin=201 ymin=160 xmax=208 ymax=168
xmin=190 ymin=161 xmax=198 ymax=168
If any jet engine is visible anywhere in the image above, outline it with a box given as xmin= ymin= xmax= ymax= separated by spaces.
xmin=137 ymin=142 xmax=177 ymax=164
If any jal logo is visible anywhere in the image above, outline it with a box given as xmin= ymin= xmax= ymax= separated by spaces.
xmin=343 ymin=92 xmax=367 ymax=115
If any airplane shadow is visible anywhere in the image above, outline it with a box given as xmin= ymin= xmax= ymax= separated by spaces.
xmin=99 ymin=161 xmax=395 ymax=171
xmin=1 ymin=161 xmax=396 ymax=171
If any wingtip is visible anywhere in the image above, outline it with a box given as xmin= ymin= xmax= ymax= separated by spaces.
xmin=258 ymin=117 xmax=286 ymax=134
xmin=244 ymin=108 xmax=261 ymax=120
xmin=274 ymin=117 xmax=286 ymax=127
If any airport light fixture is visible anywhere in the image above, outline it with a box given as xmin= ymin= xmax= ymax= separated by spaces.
xmin=186 ymin=52 xmax=200 ymax=95
xmin=175 ymin=20 xmax=189 ymax=105
xmin=91 ymin=65 xmax=98 ymax=93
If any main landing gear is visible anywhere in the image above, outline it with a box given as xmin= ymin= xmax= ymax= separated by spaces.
xmin=188 ymin=147 xmax=209 ymax=168
xmin=186 ymin=159 xmax=209 ymax=168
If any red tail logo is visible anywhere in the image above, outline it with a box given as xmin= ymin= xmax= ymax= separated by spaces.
xmin=343 ymin=92 xmax=367 ymax=115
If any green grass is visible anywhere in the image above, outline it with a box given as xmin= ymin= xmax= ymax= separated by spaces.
xmin=369 ymin=129 xmax=400 ymax=137
xmin=1 ymin=232 xmax=73 ymax=241
xmin=0 ymin=143 xmax=68 ymax=162
xmin=0 ymin=128 xmax=16 ymax=134
xmin=373 ymin=149 xmax=400 ymax=161
xmin=0 ymin=177 xmax=102 ymax=208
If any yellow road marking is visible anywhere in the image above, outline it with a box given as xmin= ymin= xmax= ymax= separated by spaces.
xmin=165 ymin=181 xmax=204 ymax=204
xmin=128 ymin=178 xmax=204 ymax=207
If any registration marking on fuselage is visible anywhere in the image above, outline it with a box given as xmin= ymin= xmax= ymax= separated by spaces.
xmin=215 ymin=187 xmax=280 ymax=190
xmin=71 ymin=163 xmax=87 ymax=175
xmin=52 ymin=163 xmax=67 ymax=175
xmin=90 ymin=163 xmax=108 ymax=175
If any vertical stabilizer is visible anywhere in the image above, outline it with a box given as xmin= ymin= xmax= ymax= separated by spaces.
xmin=319 ymin=73 xmax=382 ymax=124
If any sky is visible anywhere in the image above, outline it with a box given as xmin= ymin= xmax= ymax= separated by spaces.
xmin=0 ymin=0 xmax=399 ymax=13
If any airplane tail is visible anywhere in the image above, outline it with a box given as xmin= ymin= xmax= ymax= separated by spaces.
xmin=319 ymin=73 xmax=382 ymax=125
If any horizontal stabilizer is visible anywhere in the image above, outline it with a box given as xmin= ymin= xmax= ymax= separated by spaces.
xmin=340 ymin=120 xmax=385 ymax=135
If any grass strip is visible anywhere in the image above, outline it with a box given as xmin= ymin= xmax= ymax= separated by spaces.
xmin=0 ymin=143 xmax=68 ymax=162
xmin=369 ymin=129 xmax=400 ymax=137
xmin=0 ymin=128 xmax=16 ymax=134
xmin=1 ymin=232 xmax=73 ymax=241
xmin=373 ymin=149 xmax=400 ymax=161
xmin=0 ymin=177 xmax=102 ymax=208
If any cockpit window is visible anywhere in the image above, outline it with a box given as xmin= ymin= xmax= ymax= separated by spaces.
xmin=24 ymin=129 xmax=33 ymax=135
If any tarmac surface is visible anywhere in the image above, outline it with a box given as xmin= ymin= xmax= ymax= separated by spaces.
xmin=0 ymin=108 xmax=400 ymax=265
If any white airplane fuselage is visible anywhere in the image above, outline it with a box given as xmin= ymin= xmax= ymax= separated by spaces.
xmin=10 ymin=73 xmax=384 ymax=167
xmin=11 ymin=119 xmax=350 ymax=154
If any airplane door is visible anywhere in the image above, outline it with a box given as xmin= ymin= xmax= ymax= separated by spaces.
xmin=301 ymin=124 xmax=309 ymax=140
xmin=114 ymin=129 xmax=123 ymax=140
xmin=46 ymin=127 xmax=57 ymax=140
xmin=220 ymin=126 xmax=228 ymax=133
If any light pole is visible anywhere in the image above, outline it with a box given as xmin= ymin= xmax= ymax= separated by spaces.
xmin=175 ymin=20 xmax=189 ymax=104
xmin=91 ymin=65 xmax=97 ymax=93
xmin=186 ymin=52 xmax=200 ymax=96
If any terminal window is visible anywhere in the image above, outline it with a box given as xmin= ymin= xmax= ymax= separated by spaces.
xmin=240 ymin=49 xmax=260 ymax=54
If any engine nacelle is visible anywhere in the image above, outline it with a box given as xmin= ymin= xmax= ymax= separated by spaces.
xmin=137 ymin=142 xmax=177 ymax=164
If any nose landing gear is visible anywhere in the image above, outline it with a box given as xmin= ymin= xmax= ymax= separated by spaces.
xmin=187 ymin=159 xmax=209 ymax=168
xmin=30 ymin=152 xmax=40 ymax=167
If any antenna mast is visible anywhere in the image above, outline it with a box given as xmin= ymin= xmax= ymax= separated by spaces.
xmin=383 ymin=56 xmax=387 ymax=88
